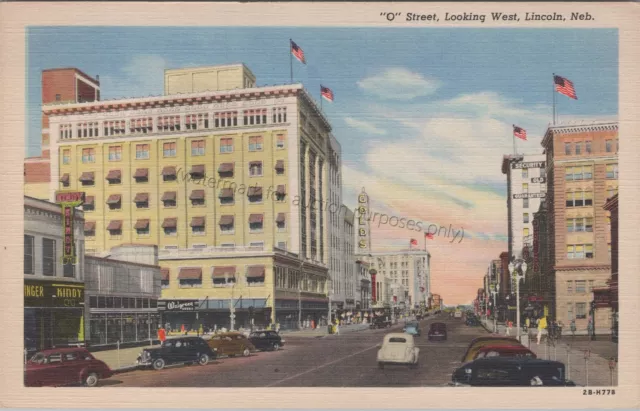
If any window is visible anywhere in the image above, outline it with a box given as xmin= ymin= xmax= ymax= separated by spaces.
xmin=585 ymin=141 xmax=592 ymax=154
xmin=566 ymin=219 xmax=574 ymax=233
xmin=523 ymin=213 xmax=529 ymax=224
xmin=42 ymin=238 xmax=56 ymax=276
xmin=585 ymin=244 xmax=594 ymax=259
xmin=24 ymin=235 xmax=34 ymax=274
xmin=249 ymin=241 xmax=264 ymax=248
xmin=243 ymin=109 xmax=267 ymax=126
xmin=249 ymin=215 xmax=264 ymax=233
xmin=62 ymin=149 xmax=70 ymax=165
xmin=186 ymin=113 xmax=209 ymax=130
xmin=136 ymin=223 xmax=150 ymax=236
xmin=567 ymin=303 xmax=574 ymax=321
xmin=55 ymin=94 xmax=61 ymax=101
xmin=214 ymin=111 xmax=238 ymax=128
xmin=566 ymin=280 xmax=573 ymax=294
xmin=277 ymin=241 xmax=287 ymax=250
xmin=523 ymin=198 xmax=529 ymax=209
xmin=191 ymin=140 xmax=205 ymax=156
xmin=158 ymin=115 xmax=181 ymax=131
xmin=163 ymin=142 xmax=176 ymax=157
xmin=584 ymin=191 xmax=593 ymax=206
xmin=608 ymin=243 xmax=612 ymax=259
xmin=616 ymin=139 xmax=619 ymax=152
xmin=249 ymin=162 xmax=263 ymax=176
xmin=565 ymin=142 xmax=571 ymax=155
xmin=191 ymin=218 xmax=205 ymax=235
xmin=575 ymin=142 xmax=582 ymax=155
xmin=575 ymin=218 xmax=584 ymax=232
xmin=108 ymin=146 xmax=122 ymax=161
xmin=585 ymin=217 xmax=593 ymax=232
xmin=248 ymin=136 xmax=263 ymax=152
xmin=575 ymin=280 xmax=586 ymax=293
xmin=567 ymin=245 xmax=574 ymax=259
xmin=220 ymin=224 xmax=234 ymax=234
xmin=565 ymin=167 xmax=573 ymax=181
xmin=136 ymin=144 xmax=150 ymax=160
xmin=82 ymin=148 xmax=95 ymax=163
xmin=606 ymin=164 xmax=618 ymax=179
xmin=575 ymin=245 xmax=584 ymax=259
xmin=179 ymin=279 xmax=202 ymax=288
xmin=523 ymin=227 xmax=529 ymax=237
xmin=276 ymin=134 xmax=285 ymax=149
xmin=522 ymin=183 xmax=528 ymax=192
xmin=130 ymin=117 xmax=153 ymax=134
xmin=164 ymin=226 xmax=177 ymax=236
xmin=134 ymin=194 xmax=149 ymax=209
xmin=273 ymin=107 xmax=287 ymax=123
xmin=588 ymin=280 xmax=595 ymax=292
xmin=607 ymin=186 xmax=618 ymax=199
xmin=220 ymin=138 xmax=233 ymax=153
xmin=605 ymin=139 xmax=612 ymax=153
xmin=522 ymin=168 xmax=528 ymax=178
xmin=583 ymin=165 xmax=593 ymax=180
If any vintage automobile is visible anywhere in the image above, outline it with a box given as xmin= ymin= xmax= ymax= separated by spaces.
xmin=473 ymin=345 xmax=536 ymax=360
xmin=451 ymin=357 xmax=576 ymax=386
xmin=403 ymin=321 xmax=421 ymax=336
xmin=137 ymin=336 xmax=216 ymax=370
xmin=248 ymin=330 xmax=286 ymax=351
xmin=461 ymin=336 xmax=522 ymax=362
xmin=207 ymin=332 xmax=257 ymax=357
xmin=427 ymin=322 xmax=447 ymax=341
xmin=369 ymin=316 xmax=392 ymax=329
xmin=377 ymin=333 xmax=420 ymax=369
xmin=24 ymin=348 xmax=113 ymax=387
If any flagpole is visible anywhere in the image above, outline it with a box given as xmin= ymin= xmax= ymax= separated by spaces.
xmin=512 ymin=125 xmax=516 ymax=155
xmin=290 ymin=39 xmax=293 ymax=84
xmin=552 ymin=73 xmax=556 ymax=125
xmin=424 ymin=235 xmax=427 ymax=252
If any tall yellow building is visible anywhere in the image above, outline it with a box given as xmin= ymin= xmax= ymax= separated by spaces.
xmin=43 ymin=64 xmax=338 ymax=330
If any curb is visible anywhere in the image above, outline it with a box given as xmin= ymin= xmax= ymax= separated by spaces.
xmin=113 ymin=365 xmax=138 ymax=374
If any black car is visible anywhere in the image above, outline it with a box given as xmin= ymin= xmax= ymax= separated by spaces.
xmin=451 ymin=357 xmax=576 ymax=387
xmin=370 ymin=317 xmax=392 ymax=329
xmin=248 ymin=330 xmax=285 ymax=351
xmin=136 ymin=337 xmax=217 ymax=370
xmin=427 ymin=322 xmax=447 ymax=341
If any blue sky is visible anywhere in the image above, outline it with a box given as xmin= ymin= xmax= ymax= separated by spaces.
xmin=26 ymin=27 xmax=618 ymax=303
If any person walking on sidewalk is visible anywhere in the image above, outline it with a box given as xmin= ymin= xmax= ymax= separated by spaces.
xmin=537 ymin=316 xmax=547 ymax=344
xmin=157 ymin=326 xmax=166 ymax=343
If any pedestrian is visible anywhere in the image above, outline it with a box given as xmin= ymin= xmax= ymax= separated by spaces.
xmin=199 ymin=324 xmax=204 ymax=337
xmin=506 ymin=321 xmax=511 ymax=336
xmin=180 ymin=324 xmax=185 ymax=334
xmin=276 ymin=322 xmax=281 ymax=333
xmin=335 ymin=322 xmax=340 ymax=335
xmin=157 ymin=326 xmax=166 ymax=343
xmin=537 ymin=316 xmax=547 ymax=344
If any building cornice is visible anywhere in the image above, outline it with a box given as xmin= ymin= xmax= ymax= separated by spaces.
xmin=542 ymin=121 xmax=618 ymax=148
xmin=554 ymin=264 xmax=611 ymax=272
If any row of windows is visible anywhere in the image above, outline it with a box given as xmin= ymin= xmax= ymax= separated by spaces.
xmin=63 ymin=135 xmax=286 ymax=165
xmin=89 ymin=296 xmax=157 ymax=309
xmin=563 ymin=139 xmax=618 ymax=156
xmin=566 ymin=244 xmax=594 ymax=259
xmin=567 ymin=302 xmax=588 ymax=319
xmin=89 ymin=216 xmax=287 ymax=238
xmin=566 ymin=280 xmax=596 ymax=294
xmin=24 ymin=235 xmax=75 ymax=277
xmin=60 ymin=108 xmax=289 ymax=140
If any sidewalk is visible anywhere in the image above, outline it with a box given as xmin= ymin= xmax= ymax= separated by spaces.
xmin=481 ymin=319 xmax=618 ymax=387
xmin=92 ymin=343 xmax=157 ymax=372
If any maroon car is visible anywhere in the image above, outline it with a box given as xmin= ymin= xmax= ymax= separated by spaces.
xmin=473 ymin=345 xmax=537 ymax=360
xmin=24 ymin=348 xmax=113 ymax=387
xmin=427 ymin=322 xmax=447 ymax=341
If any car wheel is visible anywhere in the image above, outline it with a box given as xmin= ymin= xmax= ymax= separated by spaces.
xmin=198 ymin=354 xmax=209 ymax=366
xmin=242 ymin=347 xmax=251 ymax=357
xmin=84 ymin=372 xmax=99 ymax=387
xmin=152 ymin=358 xmax=166 ymax=370
xmin=272 ymin=343 xmax=280 ymax=351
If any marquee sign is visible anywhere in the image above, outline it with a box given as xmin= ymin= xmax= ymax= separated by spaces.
xmin=513 ymin=192 xmax=546 ymax=199
xmin=357 ymin=188 xmax=370 ymax=250
xmin=55 ymin=191 xmax=85 ymax=265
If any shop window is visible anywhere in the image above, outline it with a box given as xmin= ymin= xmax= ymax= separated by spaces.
xmin=24 ymin=235 xmax=34 ymax=274
xmin=42 ymin=238 xmax=56 ymax=276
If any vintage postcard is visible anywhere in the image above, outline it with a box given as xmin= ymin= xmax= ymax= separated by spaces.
xmin=1 ymin=1 xmax=638 ymax=409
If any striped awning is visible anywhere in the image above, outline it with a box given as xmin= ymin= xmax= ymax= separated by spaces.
xmin=162 ymin=191 xmax=176 ymax=201
xmin=246 ymin=265 xmax=265 ymax=279
xmin=219 ymin=215 xmax=234 ymax=225
xmin=162 ymin=218 xmax=177 ymax=228
xmin=218 ymin=163 xmax=234 ymax=173
xmin=178 ymin=267 xmax=202 ymax=280
xmin=212 ymin=266 xmax=236 ymax=278
xmin=79 ymin=172 xmax=95 ymax=182
xmin=249 ymin=214 xmax=263 ymax=224
xmin=134 ymin=168 xmax=148 ymax=178
xmin=107 ymin=220 xmax=122 ymax=231
xmin=106 ymin=169 xmax=121 ymax=180
xmin=161 ymin=268 xmax=170 ymax=281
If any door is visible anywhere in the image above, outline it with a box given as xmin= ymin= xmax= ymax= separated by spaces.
xmin=171 ymin=339 xmax=191 ymax=362
xmin=62 ymin=351 xmax=86 ymax=385
xmin=42 ymin=352 xmax=66 ymax=386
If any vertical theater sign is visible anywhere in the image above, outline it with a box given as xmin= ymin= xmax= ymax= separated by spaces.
xmin=55 ymin=191 xmax=85 ymax=264
xmin=357 ymin=187 xmax=371 ymax=252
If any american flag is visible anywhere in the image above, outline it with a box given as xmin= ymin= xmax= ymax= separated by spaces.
xmin=410 ymin=238 xmax=418 ymax=246
xmin=321 ymin=85 xmax=334 ymax=102
xmin=554 ymin=75 xmax=577 ymax=100
xmin=290 ymin=40 xmax=306 ymax=64
xmin=513 ymin=125 xmax=527 ymax=141
xmin=425 ymin=232 xmax=434 ymax=240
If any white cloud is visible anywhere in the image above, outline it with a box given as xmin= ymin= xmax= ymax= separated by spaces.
xmin=357 ymin=68 xmax=440 ymax=100
xmin=344 ymin=117 xmax=387 ymax=135
xmin=100 ymin=55 xmax=168 ymax=100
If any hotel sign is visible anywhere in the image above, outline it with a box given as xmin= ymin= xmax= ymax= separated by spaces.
xmin=512 ymin=161 xmax=545 ymax=169
xmin=513 ymin=192 xmax=546 ymax=199
xmin=357 ymin=188 xmax=370 ymax=250
xmin=55 ymin=191 xmax=85 ymax=265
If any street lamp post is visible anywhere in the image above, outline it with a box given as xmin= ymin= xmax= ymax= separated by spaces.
xmin=508 ymin=259 xmax=527 ymax=342
xmin=490 ymin=283 xmax=499 ymax=333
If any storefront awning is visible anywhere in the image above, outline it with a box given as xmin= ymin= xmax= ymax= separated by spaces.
xmin=178 ymin=267 xmax=202 ymax=280
xmin=212 ymin=266 xmax=236 ymax=278
xmin=162 ymin=217 xmax=177 ymax=228
xmin=246 ymin=265 xmax=265 ymax=279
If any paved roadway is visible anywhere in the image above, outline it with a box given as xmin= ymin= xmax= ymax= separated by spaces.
xmin=108 ymin=313 xmax=489 ymax=387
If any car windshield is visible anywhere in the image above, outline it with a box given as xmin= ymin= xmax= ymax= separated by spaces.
xmin=388 ymin=337 xmax=407 ymax=343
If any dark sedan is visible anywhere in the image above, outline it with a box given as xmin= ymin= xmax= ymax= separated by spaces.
xmin=248 ymin=330 xmax=285 ymax=351
xmin=137 ymin=336 xmax=216 ymax=370
xmin=451 ymin=357 xmax=576 ymax=387
xmin=25 ymin=348 xmax=113 ymax=387
xmin=427 ymin=322 xmax=447 ymax=341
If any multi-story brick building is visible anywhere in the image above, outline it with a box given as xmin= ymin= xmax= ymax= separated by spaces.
xmin=540 ymin=121 xmax=618 ymax=333
xmin=38 ymin=63 xmax=347 ymax=331
xmin=602 ymin=193 xmax=618 ymax=337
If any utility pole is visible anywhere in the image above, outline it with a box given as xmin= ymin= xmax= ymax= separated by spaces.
xmin=230 ymin=284 xmax=236 ymax=331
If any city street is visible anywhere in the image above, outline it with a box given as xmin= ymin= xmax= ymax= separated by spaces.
xmin=108 ymin=313 xmax=487 ymax=387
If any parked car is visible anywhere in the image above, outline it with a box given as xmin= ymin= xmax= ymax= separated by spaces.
xmin=403 ymin=321 xmax=421 ymax=336
xmin=207 ymin=332 xmax=256 ymax=357
xmin=461 ymin=336 xmax=522 ymax=362
xmin=248 ymin=330 xmax=285 ymax=351
xmin=454 ymin=310 xmax=462 ymax=319
xmin=377 ymin=333 xmax=420 ymax=369
xmin=24 ymin=348 xmax=113 ymax=387
xmin=427 ymin=322 xmax=448 ymax=341
xmin=137 ymin=336 xmax=216 ymax=370
xmin=474 ymin=345 xmax=536 ymax=360
xmin=451 ymin=357 xmax=576 ymax=386
xmin=370 ymin=317 xmax=392 ymax=329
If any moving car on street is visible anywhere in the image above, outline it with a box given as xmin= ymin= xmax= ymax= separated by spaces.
xmin=454 ymin=310 xmax=462 ymax=319
xmin=377 ymin=333 xmax=420 ymax=369
xmin=451 ymin=357 xmax=576 ymax=386
xmin=137 ymin=336 xmax=216 ymax=370
xmin=403 ymin=321 xmax=421 ymax=336
xmin=207 ymin=332 xmax=257 ymax=357
xmin=25 ymin=348 xmax=113 ymax=387
xmin=427 ymin=322 xmax=447 ymax=341
xmin=248 ymin=330 xmax=285 ymax=351
xmin=370 ymin=316 xmax=392 ymax=329
xmin=473 ymin=345 xmax=536 ymax=360
xmin=461 ymin=336 xmax=522 ymax=362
